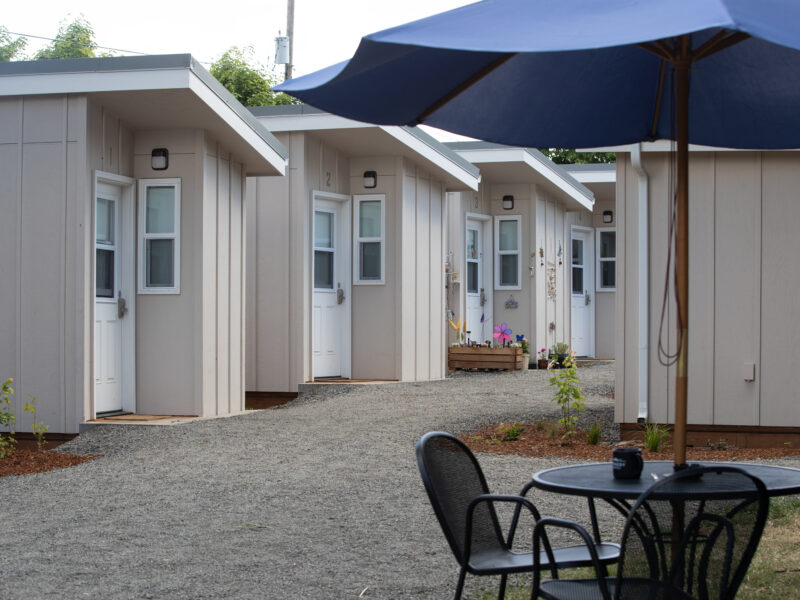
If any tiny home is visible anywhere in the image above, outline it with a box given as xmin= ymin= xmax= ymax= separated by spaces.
xmin=615 ymin=143 xmax=800 ymax=443
xmin=245 ymin=106 xmax=480 ymax=393
xmin=444 ymin=142 xmax=594 ymax=358
xmin=0 ymin=55 xmax=286 ymax=434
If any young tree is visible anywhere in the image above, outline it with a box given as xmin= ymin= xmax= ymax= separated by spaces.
xmin=211 ymin=47 xmax=296 ymax=107
xmin=539 ymin=149 xmax=616 ymax=164
xmin=35 ymin=17 xmax=98 ymax=60
xmin=0 ymin=27 xmax=27 ymax=61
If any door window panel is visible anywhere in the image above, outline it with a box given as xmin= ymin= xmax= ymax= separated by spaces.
xmin=314 ymin=211 xmax=333 ymax=248
xmin=96 ymin=249 xmax=114 ymax=298
xmin=314 ymin=251 xmax=334 ymax=289
xmin=96 ymin=198 xmax=115 ymax=244
xmin=467 ymin=261 xmax=479 ymax=294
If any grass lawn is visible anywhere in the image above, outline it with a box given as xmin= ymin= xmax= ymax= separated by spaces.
xmin=471 ymin=496 xmax=800 ymax=600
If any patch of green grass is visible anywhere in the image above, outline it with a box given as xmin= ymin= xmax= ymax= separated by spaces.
xmin=498 ymin=423 xmax=525 ymax=441
xmin=641 ymin=421 xmax=670 ymax=452
xmin=586 ymin=421 xmax=603 ymax=445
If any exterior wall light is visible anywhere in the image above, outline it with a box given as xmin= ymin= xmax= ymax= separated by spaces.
xmin=363 ymin=170 xmax=377 ymax=188
xmin=151 ymin=148 xmax=169 ymax=170
xmin=603 ymin=209 xmax=613 ymax=223
xmin=502 ymin=195 xmax=514 ymax=210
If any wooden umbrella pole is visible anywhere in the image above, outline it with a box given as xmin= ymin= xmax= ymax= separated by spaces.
xmin=674 ymin=38 xmax=690 ymax=468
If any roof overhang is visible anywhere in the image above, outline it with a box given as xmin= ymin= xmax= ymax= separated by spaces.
xmin=0 ymin=55 xmax=287 ymax=176
xmin=448 ymin=143 xmax=594 ymax=212
xmin=581 ymin=141 xmax=800 ymax=153
xmin=251 ymin=106 xmax=480 ymax=191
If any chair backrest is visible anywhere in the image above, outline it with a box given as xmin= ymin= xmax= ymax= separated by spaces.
xmin=616 ymin=465 xmax=769 ymax=600
xmin=415 ymin=432 xmax=507 ymax=565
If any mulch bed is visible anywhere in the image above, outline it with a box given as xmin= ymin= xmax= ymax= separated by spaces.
xmin=0 ymin=448 xmax=96 ymax=478
xmin=461 ymin=423 xmax=800 ymax=462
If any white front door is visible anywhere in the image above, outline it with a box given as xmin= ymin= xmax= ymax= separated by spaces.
xmin=312 ymin=197 xmax=350 ymax=378
xmin=465 ymin=220 xmax=486 ymax=344
xmin=571 ymin=229 xmax=595 ymax=357
xmin=94 ymin=184 xmax=123 ymax=413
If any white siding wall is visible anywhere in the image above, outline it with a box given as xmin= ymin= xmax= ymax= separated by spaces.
xmin=617 ymin=151 xmax=800 ymax=427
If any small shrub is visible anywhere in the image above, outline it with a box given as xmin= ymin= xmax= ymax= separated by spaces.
xmin=24 ymin=396 xmax=48 ymax=451
xmin=586 ymin=421 xmax=603 ymax=445
xmin=642 ymin=422 xmax=671 ymax=452
xmin=499 ymin=423 xmax=525 ymax=441
xmin=0 ymin=378 xmax=18 ymax=458
xmin=534 ymin=420 xmax=546 ymax=431
xmin=549 ymin=353 xmax=585 ymax=438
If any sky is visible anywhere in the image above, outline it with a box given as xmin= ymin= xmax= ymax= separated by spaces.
xmin=3 ymin=0 xmax=472 ymax=77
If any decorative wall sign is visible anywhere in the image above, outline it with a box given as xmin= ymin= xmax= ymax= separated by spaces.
xmin=505 ymin=295 xmax=519 ymax=309
xmin=547 ymin=267 xmax=557 ymax=300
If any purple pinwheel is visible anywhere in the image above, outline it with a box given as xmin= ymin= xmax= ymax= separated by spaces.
xmin=493 ymin=323 xmax=511 ymax=345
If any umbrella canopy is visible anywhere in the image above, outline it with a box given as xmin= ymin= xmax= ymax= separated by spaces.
xmin=277 ymin=0 xmax=800 ymax=149
xmin=276 ymin=0 xmax=800 ymax=467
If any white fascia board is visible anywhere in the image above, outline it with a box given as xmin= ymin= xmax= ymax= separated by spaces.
xmin=570 ymin=170 xmax=616 ymax=183
xmin=188 ymin=73 xmax=286 ymax=175
xmin=458 ymin=147 xmax=593 ymax=211
xmin=254 ymin=112 xmax=373 ymax=132
xmin=0 ymin=68 xmax=191 ymax=96
xmin=384 ymin=127 xmax=480 ymax=191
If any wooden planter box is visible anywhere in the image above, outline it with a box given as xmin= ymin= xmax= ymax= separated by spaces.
xmin=448 ymin=346 xmax=524 ymax=371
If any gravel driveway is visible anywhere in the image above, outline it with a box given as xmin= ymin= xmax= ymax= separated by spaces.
xmin=1 ymin=363 xmax=796 ymax=599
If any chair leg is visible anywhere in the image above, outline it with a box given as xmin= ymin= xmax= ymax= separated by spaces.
xmin=454 ymin=567 xmax=467 ymax=600
xmin=498 ymin=573 xmax=508 ymax=599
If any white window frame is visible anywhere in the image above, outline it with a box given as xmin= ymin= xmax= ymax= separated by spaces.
xmin=353 ymin=194 xmax=385 ymax=285
xmin=494 ymin=215 xmax=521 ymax=290
xmin=595 ymin=226 xmax=616 ymax=292
xmin=138 ymin=178 xmax=181 ymax=294
xmin=313 ymin=207 xmax=336 ymax=291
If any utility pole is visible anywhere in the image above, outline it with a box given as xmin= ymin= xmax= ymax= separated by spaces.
xmin=285 ymin=0 xmax=294 ymax=81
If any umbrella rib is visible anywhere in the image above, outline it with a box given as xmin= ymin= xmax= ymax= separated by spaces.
xmin=692 ymin=31 xmax=750 ymax=61
xmin=637 ymin=42 xmax=673 ymax=62
xmin=415 ymin=53 xmax=518 ymax=124
xmin=650 ymin=59 xmax=668 ymax=139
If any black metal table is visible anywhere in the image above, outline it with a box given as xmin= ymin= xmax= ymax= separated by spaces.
xmin=531 ymin=461 xmax=800 ymax=542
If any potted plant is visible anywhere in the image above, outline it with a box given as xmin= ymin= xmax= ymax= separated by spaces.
xmin=537 ymin=348 xmax=549 ymax=370
xmin=517 ymin=335 xmax=531 ymax=369
xmin=549 ymin=342 xmax=570 ymax=369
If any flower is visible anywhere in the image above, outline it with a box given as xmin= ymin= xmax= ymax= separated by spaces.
xmin=493 ymin=323 xmax=512 ymax=344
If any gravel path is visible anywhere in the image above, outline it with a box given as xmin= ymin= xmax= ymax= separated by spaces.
xmin=1 ymin=363 xmax=797 ymax=599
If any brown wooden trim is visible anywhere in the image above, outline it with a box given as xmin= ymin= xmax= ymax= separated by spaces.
xmin=621 ymin=422 xmax=800 ymax=449
xmin=245 ymin=391 xmax=299 ymax=399
xmin=245 ymin=391 xmax=298 ymax=410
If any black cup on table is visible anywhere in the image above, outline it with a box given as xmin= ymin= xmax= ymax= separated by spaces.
xmin=612 ymin=448 xmax=643 ymax=479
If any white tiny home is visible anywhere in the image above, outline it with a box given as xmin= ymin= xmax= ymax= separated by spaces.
xmin=444 ymin=143 xmax=594 ymax=358
xmin=614 ymin=143 xmax=800 ymax=443
xmin=245 ymin=106 xmax=480 ymax=392
xmin=0 ymin=55 xmax=286 ymax=434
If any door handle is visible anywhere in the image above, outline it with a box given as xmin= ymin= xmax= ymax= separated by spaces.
xmin=585 ymin=290 xmax=591 ymax=306
xmin=117 ymin=290 xmax=128 ymax=319
xmin=337 ymin=283 xmax=345 ymax=305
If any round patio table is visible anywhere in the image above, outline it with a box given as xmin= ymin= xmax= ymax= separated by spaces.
xmin=530 ymin=461 xmax=800 ymax=542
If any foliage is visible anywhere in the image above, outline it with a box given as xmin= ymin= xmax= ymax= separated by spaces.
xmin=35 ymin=17 xmax=99 ymax=60
xmin=549 ymin=342 xmax=570 ymax=355
xmin=538 ymin=347 xmax=548 ymax=360
xmin=210 ymin=46 xmax=297 ymax=107
xmin=23 ymin=397 xmax=48 ymax=451
xmin=549 ymin=353 xmax=585 ymax=438
xmin=0 ymin=27 xmax=27 ymax=61
xmin=516 ymin=335 xmax=530 ymax=354
xmin=539 ymin=149 xmax=616 ymax=165
xmin=586 ymin=421 xmax=603 ymax=445
xmin=641 ymin=421 xmax=671 ymax=452
xmin=0 ymin=378 xmax=17 ymax=458
xmin=498 ymin=423 xmax=524 ymax=442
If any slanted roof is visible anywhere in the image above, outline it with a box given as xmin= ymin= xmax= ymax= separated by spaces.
xmin=250 ymin=105 xmax=480 ymax=191
xmin=0 ymin=54 xmax=287 ymax=176
xmin=562 ymin=163 xmax=616 ymax=204
xmin=445 ymin=141 xmax=593 ymax=211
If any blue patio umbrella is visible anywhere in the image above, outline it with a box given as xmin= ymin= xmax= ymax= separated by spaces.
xmin=276 ymin=0 xmax=800 ymax=467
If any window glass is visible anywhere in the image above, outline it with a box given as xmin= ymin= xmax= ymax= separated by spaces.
xmin=467 ymin=262 xmax=479 ymax=294
xmin=601 ymin=261 xmax=615 ymax=288
xmin=572 ymin=239 xmax=583 ymax=265
xmin=573 ymin=266 xmax=584 ymax=294
xmin=146 ymin=239 xmax=174 ymax=287
xmin=600 ymin=231 xmax=616 ymax=258
xmin=360 ymin=241 xmax=381 ymax=280
xmin=96 ymin=249 xmax=114 ymax=298
xmin=498 ymin=220 xmax=518 ymax=251
xmin=467 ymin=229 xmax=478 ymax=259
xmin=314 ymin=251 xmax=334 ymax=289
xmin=314 ymin=211 xmax=333 ymax=249
xmin=146 ymin=186 xmax=175 ymax=234
xmin=359 ymin=200 xmax=381 ymax=238
xmin=96 ymin=198 xmax=115 ymax=244
xmin=500 ymin=255 xmax=518 ymax=286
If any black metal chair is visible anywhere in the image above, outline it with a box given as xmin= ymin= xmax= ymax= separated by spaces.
xmin=416 ymin=432 xmax=620 ymax=600
xmin=533 ymin=465 xmax=769 ymax=600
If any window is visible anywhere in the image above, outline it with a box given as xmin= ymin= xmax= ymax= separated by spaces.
xmin=314 ymin=210 xmax=335 ymax=290
xmin=466 ymin=227 xmax=479 ymax=294
xmin=139 ymin=179 xmax=180 ymax=294
xmin=596 ymin=228 xmax=616 ymax=291
xmin=494 ymin=215 xmax=520 ymax=289
xmin=354 ymin=195 xmax=385 ymax=284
